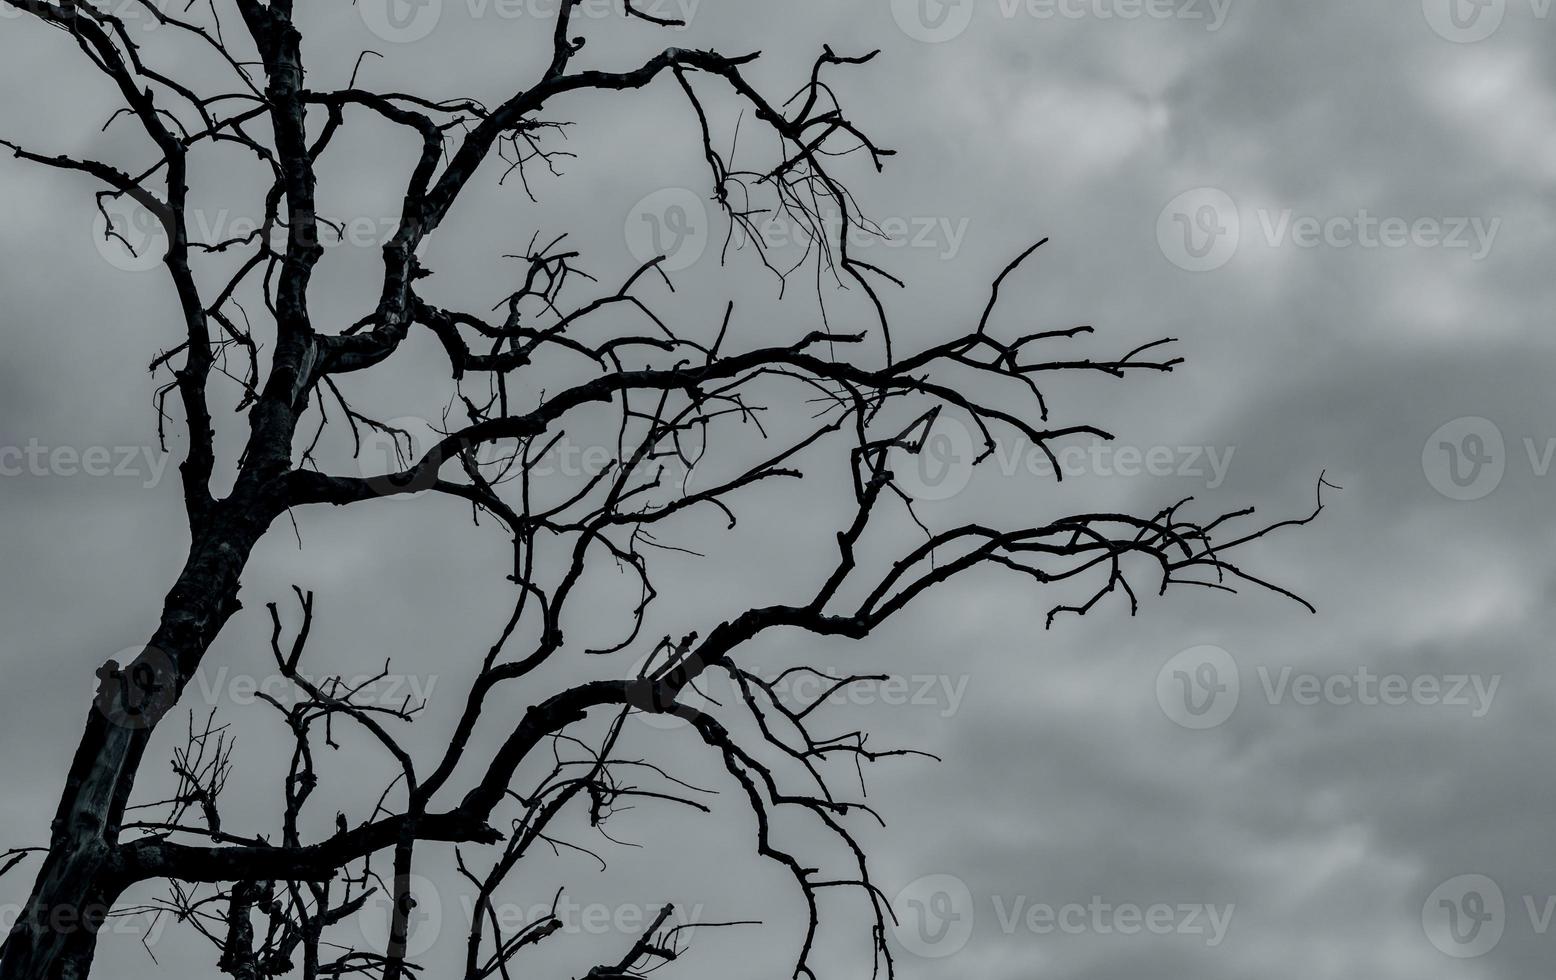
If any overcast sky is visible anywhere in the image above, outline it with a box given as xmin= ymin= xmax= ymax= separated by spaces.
xmin=2 ymin=1 xmax=1554 ymax=979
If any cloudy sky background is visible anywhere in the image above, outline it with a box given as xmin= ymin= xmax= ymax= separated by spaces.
xmin=1 ymin=1 xmax=1554 ymax=978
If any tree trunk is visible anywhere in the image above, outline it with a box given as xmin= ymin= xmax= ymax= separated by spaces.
xmin=0 ymin=510 xmax=265 ymax=980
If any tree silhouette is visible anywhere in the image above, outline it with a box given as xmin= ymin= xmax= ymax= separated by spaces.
xmin=0 ymin=3 xmax=1325 ymax=979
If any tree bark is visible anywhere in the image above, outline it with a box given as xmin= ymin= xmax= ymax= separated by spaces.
xmin=0 ymin=504 xmax=269 ymax=980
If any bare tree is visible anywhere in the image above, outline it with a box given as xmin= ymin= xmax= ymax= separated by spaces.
xmin=0 ymin=3 xmax=1326 ymax=979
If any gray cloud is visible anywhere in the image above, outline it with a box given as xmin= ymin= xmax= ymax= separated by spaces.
xmin=1 ymin=1 xmax=1552 ymax=978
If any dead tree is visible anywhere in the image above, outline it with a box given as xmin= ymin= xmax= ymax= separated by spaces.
xmin=0 ymin=3 xmax=1325 ymax=979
